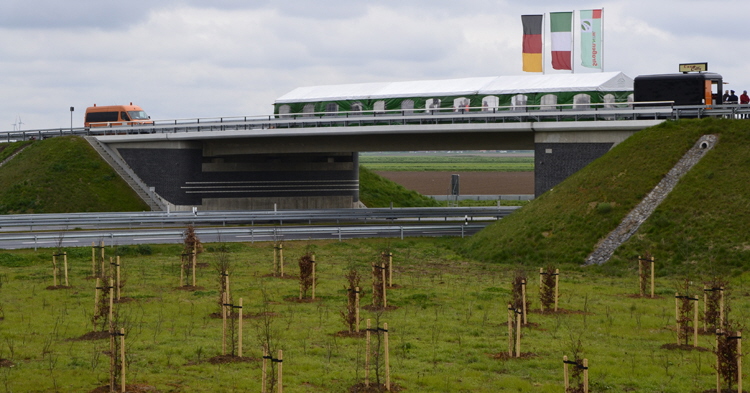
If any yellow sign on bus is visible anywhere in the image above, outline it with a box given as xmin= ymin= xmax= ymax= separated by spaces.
xmin=679 ymin=63 xmax=708 ymax=73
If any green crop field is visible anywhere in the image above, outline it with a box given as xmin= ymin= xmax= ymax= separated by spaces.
xmin=359 ymin=155 xmax=534 ymax=172
xmin=0 ymin=238 xmax=745 ymax=392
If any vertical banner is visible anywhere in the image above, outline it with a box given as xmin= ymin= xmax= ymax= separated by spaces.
xmin=521 ymin=14 xmax=543 ymax=72
xmin=550 ymin=12 xmax=573 ymax=70
xmin=580 ymin=9 xmax=602 ymax=69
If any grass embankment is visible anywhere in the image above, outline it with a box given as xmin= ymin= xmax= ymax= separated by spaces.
xmin=0 ymin=136 xmax=149 ymax=214
xmin=1 ymin=239 xmax=749 ymax=392
xmin=465 ymin=118 xmax=750 ymax=275
xmin=359 ymin=166 xmax=441 ymax=207
xmin=359 ymin=154 xmax=534 ymax=172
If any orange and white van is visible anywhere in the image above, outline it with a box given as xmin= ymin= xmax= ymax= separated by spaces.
xmin=84 ymin=103 xmax=152 ymax=127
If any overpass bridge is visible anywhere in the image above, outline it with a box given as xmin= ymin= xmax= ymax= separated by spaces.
xmin=2 ymin=104 xmax=690 ymax=211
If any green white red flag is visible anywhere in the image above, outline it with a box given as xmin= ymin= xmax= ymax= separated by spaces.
xmin=550 ymin=12 xmax=573 ymax=70
xmin=580 ymin=9 xmax=602 ymax=69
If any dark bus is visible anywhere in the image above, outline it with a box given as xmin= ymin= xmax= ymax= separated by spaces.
xmin=634 ymin=72 xmax=723 ymax=106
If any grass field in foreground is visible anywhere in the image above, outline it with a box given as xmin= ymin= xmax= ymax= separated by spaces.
xmin=0 ymin=238 xmax=747 ymax=392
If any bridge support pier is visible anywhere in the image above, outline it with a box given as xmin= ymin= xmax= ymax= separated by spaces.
xmin=533 ymin=130 xmax=636 ymax=197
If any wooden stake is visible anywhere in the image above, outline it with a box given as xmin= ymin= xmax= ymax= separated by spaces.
xmin=381 ymin=262 xmax=387 ymax=308
xmin=63 ymin=252 xmax=69 ymax=287
xmin=108 ymin=278 xmax=114 ymax=325
xmin=365 ymin=319 xmax=371 ymax=387
xmin=650 ymin=257 xmax=655 ymax=298
xmin=372 ymin=264 xmax=376 ymax=307
xmin=384 ymin=322 xmax=390 ymax=391
xmin=674 ymin=292 xmax=680 ymax=345
xmin=262 ymin=344 xmax=268 ymax=393
xmin=583 ymin=358 xmax=589 ymax=393
xmin=515 ymin=308 xmax=521 ymax=357
xmin=388 ymin=252 xmax=393 ymax=287
xmin=277 ymin=349 xmax=283 ymax=393
xmin=120 ymin=328 xmax=126 ymax=393
xmin=521 ymin=279 xmax=527 ymax=325
xmin=238 ymin=298 xmax=243 ymax=358
xmin=279 ymin=243 xmax=284 ymax=277
xmin=221 ymin=292 xmax=227 ymax=356
xmin=116 ymin=256 xmax=121 ymax=301
xmin=554 ymin=269 xmax=559 ymax=312
xmin=355 ymin=286 xmax=360 ymax=333
xmin=563 ymin=355 xmax=569 ymax=389
xmin=507 ymin=304 xmax=513 ymax=356
xmin=311 ymin=254 xmax=316 ymax=300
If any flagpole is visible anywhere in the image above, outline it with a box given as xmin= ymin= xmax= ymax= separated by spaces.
xmin=570 ymin=10 xmax=575 ymax=74
xmin=542 ymin=13 xmax=546 ymax=74
xmin=600 ymin=7 xmax=604 ymax=72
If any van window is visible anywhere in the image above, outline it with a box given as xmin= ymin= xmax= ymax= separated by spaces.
xmin=121 ymin=112 xmax=131 ymax=121
xmin=128 ymin=110 xmax=149 ymax=120
xmin=86 ymin=111 xmax=119 ymax=123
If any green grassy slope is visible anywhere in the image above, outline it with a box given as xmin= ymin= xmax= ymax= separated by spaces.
xmin=463 ymin=118 xmax=750 ymax=275
xmin=359 ymin=166 xmax=442 ymax=207
xmin=0 ymin=136 xmax=149 ymax=213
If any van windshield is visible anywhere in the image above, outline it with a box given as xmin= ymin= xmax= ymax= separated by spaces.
xmin=128 ymin=110 xmax=149 ymax=120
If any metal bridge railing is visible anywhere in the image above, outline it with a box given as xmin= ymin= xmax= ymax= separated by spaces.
xmin=5 ymin=102 xmax=748 ymax=141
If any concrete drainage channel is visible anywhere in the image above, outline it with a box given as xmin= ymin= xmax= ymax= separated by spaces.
xmin=585 ymin=134 xmax=718 ymax=265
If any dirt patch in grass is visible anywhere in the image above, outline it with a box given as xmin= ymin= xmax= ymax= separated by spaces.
xmin=45 ymin=285 xmax=73 ymax=290
xmin=209 ymin=311 xmax=278 ymax=319
xmin=0 ymin=359 xmax=13 ymax=368
xmin=70 ymin=331 xmax=110 ymax=341
xmin=362 ymin=305 xmax=399 ymax=312
xmin=489 ymin=352 xmax=538 ymax=360
xmin=335 ymin=331 xmax=367 ymax=338
xmin=89 ymin=384 xmax=159 ymax=393
xmin=348 ymin=382 xmax=404 ymax=392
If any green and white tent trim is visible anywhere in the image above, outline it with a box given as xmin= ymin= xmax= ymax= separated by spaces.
xmin=274 ymin=72 xmax=634 ymax=116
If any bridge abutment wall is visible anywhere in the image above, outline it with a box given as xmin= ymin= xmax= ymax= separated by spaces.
xmin=110 ymin=141 xmax=359 ymax=210
xmin=533 ymin=130 xmax=636 ymax=196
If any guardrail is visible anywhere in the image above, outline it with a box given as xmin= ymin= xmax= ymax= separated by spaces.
xmin=0 ymin=102 xmax=715 ymax=141
xmin=0 ymin=207 xmax=517 ymax=231
xmin=0 ymin=223 xmax=488 ymax=250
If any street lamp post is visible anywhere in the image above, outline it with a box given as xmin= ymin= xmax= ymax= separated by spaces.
xmin=70 ymin=106 xmax=74 ymax=131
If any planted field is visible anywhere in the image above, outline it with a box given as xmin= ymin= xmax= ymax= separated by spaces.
xmin=0 ymin=239 xmax=747 ymax=392
xmin=359 ymin=154 xmax=534 ymax=172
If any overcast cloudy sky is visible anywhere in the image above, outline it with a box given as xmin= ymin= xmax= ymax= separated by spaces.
xmin=1 ymin=0 xmax=748 ymax=130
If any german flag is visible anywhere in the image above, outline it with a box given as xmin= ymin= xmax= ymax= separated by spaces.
xmin=522 ymin=15 xmax=543 ymax=72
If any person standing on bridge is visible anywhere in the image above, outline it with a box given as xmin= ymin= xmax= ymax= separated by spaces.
xmin=741 ymin=90 xmax=750 ymax=118
xmin=728 ymin=90 xmax=739 ymax=104
xmin=723 ymin=90 xmax=730 ymax=103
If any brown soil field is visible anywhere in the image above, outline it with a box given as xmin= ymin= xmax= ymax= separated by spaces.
xmin=374 ymin=171 xmax=534 ymax=195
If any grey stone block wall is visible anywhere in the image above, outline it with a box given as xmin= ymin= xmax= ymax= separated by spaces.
xmin=534 ymin=143 xmax=614 ymax=197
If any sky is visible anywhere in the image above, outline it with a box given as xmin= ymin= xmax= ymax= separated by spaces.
xmin=2 ymin=0 xmax=749 ymax=130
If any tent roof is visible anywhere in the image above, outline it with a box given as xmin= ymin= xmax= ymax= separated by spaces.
xmin=275 ymin=72 xmax=634 ymax=104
